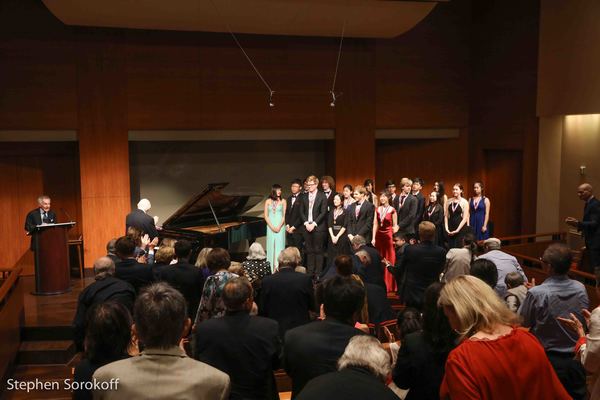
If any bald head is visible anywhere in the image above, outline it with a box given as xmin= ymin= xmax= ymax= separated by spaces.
xmin=578 ymin=183 xmax=594 ymax=202
xmin=94 ymin=256 xmax=115 ymax=280
xmin=137 ymin=198 xmax=151 ymax=212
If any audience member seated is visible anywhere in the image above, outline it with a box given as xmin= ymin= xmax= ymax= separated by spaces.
xmin=396 ymin=307 xmax=423 ymax=339
xmin=152 ymin=245 xmax=176 ymax=277
xmin=296 ymin=336 xmax=397 ymax=400
xmin=259 ymin=247 xmax=316 ymax=339
xmin=242 ymin=242 xmax=272 ymax=289
xmin=284 ymin=276 xmax=366 ymax=398
xmin=194 ymin=248 xmax=238 ymax=325
xmin=438 ymin=275 xmax=570 ymax=400
xmin=195 ymin=278 xmax=281 ymax=400
xmin=441 ymin=232 xmax=476 ymax=282
xmin=353 ymin=253 xmax=395 ymax=324
xmin=228 ymin=261 xmax=245 ymax=276
xmin=159 ymin=240 xmax=204 ymax=320
xmin=558 ymin=292 xmax=600 ymax=400
xmin=106 ymin=239 xmax=119 ymax=265
xmin=126 ymin=226 xmax=157 ymax=265
xmin=72 ymin=257 xmax=136 ymax=351
xmin=93 ymin=282 xmax=230 ymax=399
xmin=349 ymin=235 xmax=386 ymax=289
xmin=520 ymin=243 xmax=589 ymax=399
xmin=393 ymin=282 xmax=456 ymax=400
xmin=73 ymin=301 xmax=133 ymax=400
xmin=477 ymin=237 xmax=527 ymax=297
xmin=398 ymin=222 xmax=446 ymax=309
xmin=504 ymin=271 xmax=527 ymax=312
xmin=114 ymin=236 xmax=155 ymax=294
xmin=469 ymin=258 xmax=498 ymax=290
xmin=194 ymin=247 xmax=213 ymax=280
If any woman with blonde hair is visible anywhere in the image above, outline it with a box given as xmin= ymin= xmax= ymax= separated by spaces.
xmin=195 ymin=247 xmax=213 ymax=279
xmin=438 ymin=275 xmax=570 ymax=400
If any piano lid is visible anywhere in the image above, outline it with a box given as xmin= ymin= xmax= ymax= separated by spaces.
xmin=162 ymin=182 xmax=264 ymax=228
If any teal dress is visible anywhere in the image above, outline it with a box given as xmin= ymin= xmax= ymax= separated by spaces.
xmin=266 ymin=201 xmax=286 ymax=272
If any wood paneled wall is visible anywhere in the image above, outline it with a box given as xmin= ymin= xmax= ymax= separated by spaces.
xmin=0 ymin=0 xmax=543 ymax=265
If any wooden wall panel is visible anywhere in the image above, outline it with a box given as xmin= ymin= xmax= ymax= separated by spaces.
xmin=375 ymin=129 xmax=469 ymax=195
xmin=78 ymin=41 xmax=130 ymax=265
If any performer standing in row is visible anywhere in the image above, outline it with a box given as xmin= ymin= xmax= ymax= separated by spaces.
xmin=423 ymin=191 xmax=445 ymax=247
xmin=300 ymin=175 xmax=328 ymax=276
xmin=265 ymin=184 xmax=286 ymax=271
xmin=445 ymin=183 xmax=470 ymax=248
xmin=286 ymin=179 xmax=304 ymax=249
xmin=327 ymin=193 xmax=350 ymax=262
xmin=397 ymin=179 xmax=418 ymax=239
xmin=321 ymin=175 xmax=336 ymax=211
xmin=347 ymin=185 xmax=375 ymax=243
xmin=469 ymin=181 xmax=491 ymax=241
xmin=364 ymin=179 xmax=378 ymax=206
xmin=433 ymin=181 xmax=448 ymax=210
xmin=372 ymin=191 xmax=398 ymax=292
xmin=342 ymin=184 xmax=355 ymax=210
xmin=385 ymin=180 xmax=400 ymax=212
xmin=412 ymin=178 xmax=426 ymax=232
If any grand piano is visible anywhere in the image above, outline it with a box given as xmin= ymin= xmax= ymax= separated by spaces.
xmin=159 ymin=182 xmax=267 ymax=255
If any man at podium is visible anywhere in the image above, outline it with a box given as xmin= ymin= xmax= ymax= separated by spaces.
xmin=25 ymin=195 xmax=57 ymax=234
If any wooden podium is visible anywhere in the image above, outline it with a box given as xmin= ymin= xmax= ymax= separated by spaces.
xmin=32 ymin=222 xmax=76 ymax=295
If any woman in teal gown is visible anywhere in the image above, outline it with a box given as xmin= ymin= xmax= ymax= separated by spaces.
xmin=264 ymin=184 xmax=287 ymax=272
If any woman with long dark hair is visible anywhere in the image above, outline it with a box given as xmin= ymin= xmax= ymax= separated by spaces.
xmin=372 ymin=191 xmax=398 ymax=292
xmin=364 ymin=178 xmax=378 ymax=206
xmin=423 ymin=191 xmax=445 ymax=247
xmin=393 ymin=282 xmax=457 ymax=400
xmin=328 ymin=193 xmax=351 ymax=261
xmin=264 ymin=184 xmax=286 ymax=271
xmin=469 ymin=181 xmax=491 ymax=241
xmin=433 ymin=181 xmax=448 ymax=210
xmin=342 ymin=184 xmax=355 ymax=210
xmin=444 ymin=183 xmax=470 ymax=249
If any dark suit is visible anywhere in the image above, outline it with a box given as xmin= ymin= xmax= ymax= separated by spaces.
xmin=25 ymin=208 xmax=57 ymax=249
xmin=115 ymin=258 xmax=155 ymax=294
xmin=397 ymin=194 xmax=418 ymax=237
xmin=195 ymin=310 xmax=281 ymax=400
xmin=286 ymin=193 xmax=304 ymax=249
xmin=579 ymin=197 xmax=600 ymax=270
xmin=259 ymin=268 xmax=316 ymax=338
xmin=296 ymin=366 xmax=398 ymax=400
xmin=283 ymin=318 xmax=366 ymax=398
xmin=322 ymin=190 xmax=335 ymax=211
xmin=413 ymin=192 xmax=425 ymax=233
xmin=72 ymin=276 xmax=136 ymax=351
xmin=390 ymin=193 xmax=401 ymax=213
xmin=158 ymin=261 xmax=204 ymax=320
xmin=399 ymin=241 xmax=446 ymax=309
xmin=299 ymin=191 xmax=329 ymax=275
xmin=346 ymin=201 xmax=375 ymax=242
xmin=365 ymin=283 xmax=395 ymax=324
xmin=352 ymin=245 xmax=385 ymax=289
xmin=125 ymin=209 xmax=158 ymax=239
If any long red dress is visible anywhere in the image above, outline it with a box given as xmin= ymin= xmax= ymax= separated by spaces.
xmin=375 ymin=206 xmax=396 ymax=293
xmin=440 ymin=328 xmax=571 ymax=400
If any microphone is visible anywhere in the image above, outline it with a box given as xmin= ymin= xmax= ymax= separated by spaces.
xmin=61 ymin=208 xmax=74 ymax=223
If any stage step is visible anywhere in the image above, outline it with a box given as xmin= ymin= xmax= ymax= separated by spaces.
xmin=21 ymin=325 xmax=73 ymax=342
xmin=17 ymin=340 xmax=76 ymax=366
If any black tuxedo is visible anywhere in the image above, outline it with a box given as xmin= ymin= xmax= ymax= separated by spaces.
xmin=115 ymin=258 xmax=155 ymax=294
xmin=346 ymin=201 xmax=375 ymax=242
xmin=390 ymin=193 xmax=401 ymax=213
xmin=286 ymin=193 xmax=304 ymax=249
xmin=283 ymin=318 xmax=366 ymax=398
xmin=296 ymin=367 xmax=398 ymax=400
xmin=158 ymin=261 xmax=204 ymax=320
xmin=125 ymin=209 xmax=158 ymax=239
xmin=195 ymin=310 xmax=281 ymax=400
xmin=72 ymin=276 xmax=136 ymax=351
xmin=579 ymin=196 xmax=600 ymax=269
xmin=259 ymin=268 xmax=316 ymax=338
xmin=397 ymin=194 xmax=418 ymax=236
xmin=413 ymin=192 xmax=425 ymax=231
xmin=25 ymin=208 xmax=58 ymax=250
xmin=299 ymin=191 xmax=329 ymax=275
xmin=364 ymin=283 xmax=395 ymax=324
xmin=399 ymin=241 xmax=446 ymax=309
xmin=322 ymin=190 xmax=335 ymax=211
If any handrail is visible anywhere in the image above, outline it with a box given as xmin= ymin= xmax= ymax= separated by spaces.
xmin=499 ymin=231 xmax=566 ymax=245
xmin=0 ymin=266 xmax=22 ymax=306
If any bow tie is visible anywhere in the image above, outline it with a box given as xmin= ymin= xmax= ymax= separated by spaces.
xmin=292 ymin=195 xmax=297 ymax=198
xmin=324 ymin=191 xmax=331 ymax=195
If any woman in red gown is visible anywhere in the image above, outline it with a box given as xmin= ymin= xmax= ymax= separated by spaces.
xmin=372 ymin=191 xmax=398 ymax=292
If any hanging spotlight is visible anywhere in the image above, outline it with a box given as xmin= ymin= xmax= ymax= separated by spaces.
xmin=268 ymin=90 xmax=275 ymax=108
xmin=330 ymin=90 xmax=337 ymax=107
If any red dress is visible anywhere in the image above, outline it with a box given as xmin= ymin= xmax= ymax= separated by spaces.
xmin=440 ymin=328 xmax=571 ymax=400
xmin=375 ymin=206 xmax=396 ymax=293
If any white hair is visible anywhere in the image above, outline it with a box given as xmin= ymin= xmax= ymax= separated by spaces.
xmin=247 ymin=242 xmax=266 ymax=260
xmin=37 ymin=195 xmax=51 ymax=204
xmin=337 ymin=335 xmax=391 ymax=383
xmin=137 ymin=198 xmax=151 ymax=212
xmin=278 ymin=247 xmax=301 ymax=268
xmin=355 ymin=250 xmax=371 ymax=266
xmin=351 ymin=235 xmax=366 ymax=248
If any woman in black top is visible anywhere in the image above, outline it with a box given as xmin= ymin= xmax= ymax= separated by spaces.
xmin=363 ymin=178 xmax=378 ymax=206
xmin=393 ymin=282 xmax=457 ymax=400
xmin=444 ymin=183 xmax=470 ymax=249
xmin=72 ymin=301 xmax=133 ymax=400
xmin=423 ymin=191 xmax=445 ymax=248
xmin=328 ymin=193 xmax=351 ymax=263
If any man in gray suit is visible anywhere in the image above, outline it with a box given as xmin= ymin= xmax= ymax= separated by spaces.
xmin=93 ymin=282 xmax=230 ymax=400
xmin=397 ymin=179 xmax=418 ymax=239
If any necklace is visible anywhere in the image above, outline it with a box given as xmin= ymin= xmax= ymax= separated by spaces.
xmin=451 ymin=199 xmax=461 ymax=213
xmin=379 ymin=205 xmax=391 ymax=224
xmin=427 ymin=204 xmax=436 ymax=218
xmin=333 ymin=207 xmax=343 ymax=223
xmin=271 ymin=199 xmax=280 ymax=212
xmin=473 ymin=196 xmax=482 ymax=210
